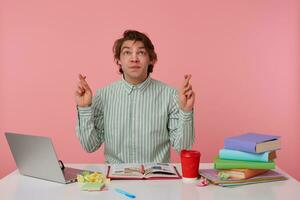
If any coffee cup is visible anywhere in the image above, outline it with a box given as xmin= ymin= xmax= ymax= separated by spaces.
xmin=180 ymin=149 xmax=201 ymax=183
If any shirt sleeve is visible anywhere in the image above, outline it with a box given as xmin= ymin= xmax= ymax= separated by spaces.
xmin=75 ymin=90 xmax=105 ymax=153
xmin=168 ymin=90 xmax=195 ymax=152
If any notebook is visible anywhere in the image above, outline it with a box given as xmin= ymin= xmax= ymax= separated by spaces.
xmin=5 ymin=132 xmax=88 ymax=184
xmin=200 ymin=169 xmax=287 ymax=187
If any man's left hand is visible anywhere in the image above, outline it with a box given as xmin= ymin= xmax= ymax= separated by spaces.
xmin=179 ymin=74 xmax=195 ymax=112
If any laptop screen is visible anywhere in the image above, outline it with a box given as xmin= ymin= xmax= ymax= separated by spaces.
xmin=5 ymin=132 xmax=67 ymax=183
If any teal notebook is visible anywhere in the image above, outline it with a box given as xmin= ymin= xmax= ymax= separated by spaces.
xmin=219 ymin=149 xmax=276 ymax=162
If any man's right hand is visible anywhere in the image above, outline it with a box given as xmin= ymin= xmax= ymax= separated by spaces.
xmin=75 ymin=74 xmax=93 ymax=107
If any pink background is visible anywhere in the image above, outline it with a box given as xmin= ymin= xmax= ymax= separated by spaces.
xmin=1 ymin=0 xmax=299 ymax=181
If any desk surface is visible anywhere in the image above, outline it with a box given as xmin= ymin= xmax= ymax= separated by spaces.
xmin=0 ymin=163 xmax=299 ymax=200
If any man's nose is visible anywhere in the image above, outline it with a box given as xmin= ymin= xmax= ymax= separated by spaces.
xmin=130 ymin=53 xmax=139 ymax=62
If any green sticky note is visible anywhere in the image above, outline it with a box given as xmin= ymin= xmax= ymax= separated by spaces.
xmin=81 ymin=183 xmax=104 ymax=191
xmin=218 ymin=172 xmax=230 ymax=180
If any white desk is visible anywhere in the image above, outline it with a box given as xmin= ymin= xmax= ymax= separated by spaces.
xmin=0 ymin=163 xmax=299 ymax=200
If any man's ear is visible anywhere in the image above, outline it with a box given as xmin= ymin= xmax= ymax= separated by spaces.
xmin=117 ymin=59 xmax=122 ymax=66
xmin=149 ymin=60 xmax=154 ymax=65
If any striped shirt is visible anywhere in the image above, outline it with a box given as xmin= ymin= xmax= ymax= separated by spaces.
xmin=76 ymin=76 xmax=194 ymax=163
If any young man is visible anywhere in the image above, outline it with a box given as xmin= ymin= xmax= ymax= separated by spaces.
xmin=75 ymin=30 xmax=195 ymax=163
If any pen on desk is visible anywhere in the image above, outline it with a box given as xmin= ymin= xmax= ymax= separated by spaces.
xmin=114 ymin=188 xmax=136 ymax=199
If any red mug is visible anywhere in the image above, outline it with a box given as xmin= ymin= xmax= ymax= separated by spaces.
xmin=180 ymin=150 xmax=201 ymax=182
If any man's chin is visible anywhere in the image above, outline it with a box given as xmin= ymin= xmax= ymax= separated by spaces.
xmin=125 ymin=73 xmax=147 ymax=83
xmin=128 ymin=72 xmax=146 ymax=78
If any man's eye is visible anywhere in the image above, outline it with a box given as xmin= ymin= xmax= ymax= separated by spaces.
xmin=138 ymin=51 xmax=146 ymax=55
xmin=123 ymin=51 xmax=131 ymax=55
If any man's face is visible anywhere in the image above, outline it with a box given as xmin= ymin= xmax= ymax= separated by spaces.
xmin=118 ymin=40 xmax=153 ymax=84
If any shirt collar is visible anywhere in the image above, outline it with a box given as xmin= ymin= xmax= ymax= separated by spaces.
xmin=121 ymin=76 xmax=152 ymax=94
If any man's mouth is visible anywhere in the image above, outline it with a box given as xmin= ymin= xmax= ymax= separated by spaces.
xmin=129 ymin=66 xmax=141 ymax=69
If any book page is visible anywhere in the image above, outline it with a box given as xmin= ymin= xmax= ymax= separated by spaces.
xmin=108 ymin=163 xmax=143 ymax=178
xmin=143 ymin=163 xmax=179 ymax=178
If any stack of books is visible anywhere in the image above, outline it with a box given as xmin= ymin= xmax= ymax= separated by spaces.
xmin=200 ymin=133 xmax=287 ymax=187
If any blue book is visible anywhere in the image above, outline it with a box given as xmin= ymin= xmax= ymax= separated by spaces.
xmin=219 ymin=149 xmax=276 ymax=162
xmin=224 ymin=133 xmax=280 ymax=153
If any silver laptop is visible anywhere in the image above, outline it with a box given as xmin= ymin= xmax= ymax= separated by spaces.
xmin=5 ymin=132 xmax=88 ymax=184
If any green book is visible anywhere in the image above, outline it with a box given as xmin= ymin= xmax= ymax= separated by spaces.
xmin=214 ymin=156 xmax=275 ymax=169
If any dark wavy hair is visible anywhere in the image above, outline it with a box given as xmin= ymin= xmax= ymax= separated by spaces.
xmin=113 ymin=30 xmax=158 ymax=74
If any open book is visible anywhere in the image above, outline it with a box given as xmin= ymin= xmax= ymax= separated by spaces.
xmin=107 ymin=163 xmax=181 ymax=180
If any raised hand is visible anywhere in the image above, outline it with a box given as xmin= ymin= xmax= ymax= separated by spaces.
xmin=179 ymin=74 xmax=195 ymax=112
xmin=75 ymin=74 xmax=93 ymax=107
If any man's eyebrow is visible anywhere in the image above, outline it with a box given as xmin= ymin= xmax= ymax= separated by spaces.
xmin=121 ymin=46 xmax=146 ymax=51
xmin=121 ymin=46 xmax=130 ymax=51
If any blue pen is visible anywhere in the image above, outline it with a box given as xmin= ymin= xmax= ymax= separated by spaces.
xmin=114 ymin=188 xmax=136 ymax=199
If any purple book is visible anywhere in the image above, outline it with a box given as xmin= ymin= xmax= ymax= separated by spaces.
xmin=224 ymin=133 xmax=280 ymax=153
